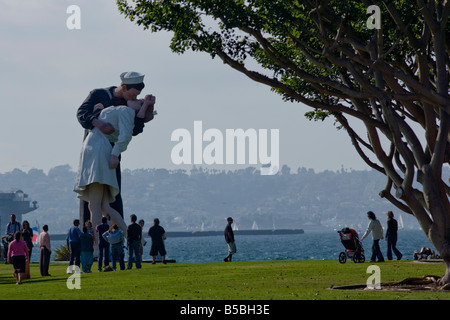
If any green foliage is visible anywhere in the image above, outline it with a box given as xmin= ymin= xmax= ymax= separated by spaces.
xmin=304 ymin=110 xmax=331 ymax=122
xmin=1 ymin=260 xmax=449 ymax=300
xmin=116 ymin=0 xmax=438 ymax=104
xmin=53 ymin=244 xmax=70 ymax=261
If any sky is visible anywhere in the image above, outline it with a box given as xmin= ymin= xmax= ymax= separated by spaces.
xmin=0 ymin=0 xmax=370 ymax=175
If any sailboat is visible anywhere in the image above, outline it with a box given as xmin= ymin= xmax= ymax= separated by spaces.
xmin=251 ymin=221 xmax=259 ymax=230
xmin=398 ymin=215 xmax=404 ymax=230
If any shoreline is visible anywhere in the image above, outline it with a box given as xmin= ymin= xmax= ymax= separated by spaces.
xmin=48 ymin=228 xmax=305 ymax=240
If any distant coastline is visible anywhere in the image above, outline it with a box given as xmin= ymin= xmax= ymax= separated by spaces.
xmin=167 ymin=228 xmax=305 ymax=237
xmin=49 ymin=228 xmax=304 ymax=240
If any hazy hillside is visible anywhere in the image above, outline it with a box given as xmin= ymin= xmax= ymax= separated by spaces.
xmin=0 ymin=164 xmax=430 ymax=234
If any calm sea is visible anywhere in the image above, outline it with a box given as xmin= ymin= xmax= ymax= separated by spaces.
xmin=27 ymin=229 xmax=434 ymax=264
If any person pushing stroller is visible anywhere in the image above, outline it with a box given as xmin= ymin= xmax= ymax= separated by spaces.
xmin=360 ymin=211 xmax=385 ymax=263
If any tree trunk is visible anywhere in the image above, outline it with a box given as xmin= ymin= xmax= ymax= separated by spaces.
xmin=438 ymin=254 xmax=450 ymax=286
xmin=428 ymin=223 xmax=450 ymax=286
xmin=420 ymin=165 xmax=450 ymax=285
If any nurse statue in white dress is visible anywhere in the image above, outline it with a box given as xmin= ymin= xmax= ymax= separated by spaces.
xmin=74 ymin=96 xmax=154 ymax=235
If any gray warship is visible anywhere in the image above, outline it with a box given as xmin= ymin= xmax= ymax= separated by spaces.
xmin=0 ymin=190 xmax=38 ymax=234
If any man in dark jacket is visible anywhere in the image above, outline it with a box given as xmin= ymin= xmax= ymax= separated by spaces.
xmin=126 ymin=214 xmax=142 ymax=269
xmin=96 ymin=217 xmax=110 ymax=272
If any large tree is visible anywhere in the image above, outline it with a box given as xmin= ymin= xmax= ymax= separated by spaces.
xmin=117 ymin=0 xmax=450 ymax=284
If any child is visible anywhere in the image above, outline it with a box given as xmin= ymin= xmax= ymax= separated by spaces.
xmin=103 ymin=224 xmax=125 ymax=271
xmin=80 ymin=226 xmax=94 ymax=273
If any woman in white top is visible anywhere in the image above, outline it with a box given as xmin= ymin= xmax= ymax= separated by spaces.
xmin=360 ymin=211 xmax=385 ymax=262
xmin=74 ymin=96 xmax=154 ymax=235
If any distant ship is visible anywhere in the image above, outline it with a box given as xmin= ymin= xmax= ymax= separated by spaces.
xmin=0 ymin=190 xmax=39 ymax=234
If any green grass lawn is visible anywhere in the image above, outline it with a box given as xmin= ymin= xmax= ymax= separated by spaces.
xmin=1 ymin=260 xmax=449 ymax=300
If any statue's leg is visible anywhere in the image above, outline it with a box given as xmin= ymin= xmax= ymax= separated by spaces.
xmin=101 ymin=187 xmax=127 ymax=235
xmin=86 ymin=183 xmax=103 ymax=230
xmin=109 ymin=160 xmax=124 ymax=218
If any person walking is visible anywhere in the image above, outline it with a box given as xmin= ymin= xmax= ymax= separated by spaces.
xmin=103 ymin=224 xmax=125 ymax=271
xmin=7 ymin=232 xmax=29 ymax=285
xmin=224 ymin=217 xmax=236 ymax=262
xmin=39 ymin=225 xmax=51 ymax=276
xmin=385 ymin=211 xmax=403 ymax=260
xmin=96 ymin=217 xmax=110 ymax=272
xmin=148 ymin=218 xmax=167 ymax=264
xmin=66 ymin=219 xmax=82 ymax=272
xmin=126 ymin=214 xmax=142 ymax=269
xmin=360 ymin=211 xmax=385 ymax=262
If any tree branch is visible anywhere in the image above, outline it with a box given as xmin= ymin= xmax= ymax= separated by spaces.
xmin=334 ymin=113 xmax=384 ymax=173
xmin=379 ymin=177 xmax=413 ymax=214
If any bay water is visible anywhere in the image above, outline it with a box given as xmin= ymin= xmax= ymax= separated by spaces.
xmin=28 ymin=229 xmax=434 ymax=264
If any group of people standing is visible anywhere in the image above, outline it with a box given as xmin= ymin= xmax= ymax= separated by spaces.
xmin=66 ymin=215 xmax=168 ymax=273
xmin=360 ymin=210 xmax=403 ymax=263
xmin=3 ymin=214 xmax=51 ymax=284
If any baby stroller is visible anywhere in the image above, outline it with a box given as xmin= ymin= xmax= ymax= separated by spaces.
xmin=337 ymin=227 xmax=365 ymax=263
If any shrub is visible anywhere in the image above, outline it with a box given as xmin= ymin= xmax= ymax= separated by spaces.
xmin=53 ymin=244 xmax=70 ymax=261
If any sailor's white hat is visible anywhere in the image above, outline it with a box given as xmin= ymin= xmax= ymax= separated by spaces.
xmin=120 ymin=71 xmax=145 ymax=85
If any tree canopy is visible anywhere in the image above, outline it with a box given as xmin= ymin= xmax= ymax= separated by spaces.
xmin=117 ymin=0 xmax=450 ymax=284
